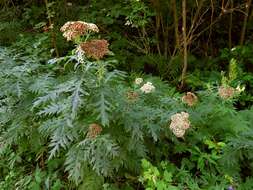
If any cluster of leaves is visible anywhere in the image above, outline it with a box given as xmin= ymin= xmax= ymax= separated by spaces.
xmin=0 ymin=40 xmax=174 ymax=188
xmin=1 ymin=34 xmax=253 ymax=190
xmin=1 ymin=3 xmax=253 ymax=188
xmin=140 ymin=157 xmax=253 ymax=190
xmin=0 ymin=1 xmax=253 ymax=189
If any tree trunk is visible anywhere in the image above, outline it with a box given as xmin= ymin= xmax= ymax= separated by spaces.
xmin=172 ymin=0 xmax=179 ymax=50
xmin=180 ymin=0 xmax=187 ymax=89
xmin=229 ymin=0 xmax=233 ymax=49
xmin=240 ymin=0 xmax=252 ymax=45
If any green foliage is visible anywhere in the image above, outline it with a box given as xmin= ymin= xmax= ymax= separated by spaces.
xmin=1 ymin=1 xmax=253 ymax=189
xmin=140 ymin=158 xmax=229 ymax=190
xmin=140 ymin=159 xmax=179 ymax=190
xmin=1 ymin=37 xmax=253 ymax=188
xmin=0 ymin=21 xmax=23 ymax=45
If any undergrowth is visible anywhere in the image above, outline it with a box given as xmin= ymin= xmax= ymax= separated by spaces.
xmin=0 ymin=20 xmax=253 ymax=190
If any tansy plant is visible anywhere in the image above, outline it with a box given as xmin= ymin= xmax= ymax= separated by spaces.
xmin=28 ymin=21 xmax=128 ymax=184
xmin=59 ymin=21 xmax=112 ymax=82
xmin=29 ymin=21 xmax=176 ymax=185
xmin=1 ymin=21 xmax=253 ymax=189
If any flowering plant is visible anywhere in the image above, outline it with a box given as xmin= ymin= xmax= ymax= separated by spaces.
xmin=0 ymin=21 xmax=253 ymax=190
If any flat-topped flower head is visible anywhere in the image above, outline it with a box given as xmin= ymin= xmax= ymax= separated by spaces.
xmin=126 ymin=91 xmax=139 ymax=102
xmin=135 ymin=78 xmax=143 ymax=85
xmin=182 ymin=92 xmax=198 ymax=106
xmin=79 ymin=39 xmax=109 ymax=60
xmin=85 ymin=23 xmax=99 ymax=33
xmin=60 ymin=21 xmax=99 ymax=41
xmin=218 ymin=86 xmax=235 ymax=99
xmin=140 ymin=82 xmax=155 ymax=94
xmin=171 ymin=127 xmax=185 ymax=138
xmin=87 ymin=123 xmax=102 ymax=139
xmin=169 ymin=112 xmax=190 ymax=138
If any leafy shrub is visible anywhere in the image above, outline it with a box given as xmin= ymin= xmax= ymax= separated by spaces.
xmin=0 ymin=21 xmax=23 ymax=45
xmin=1 ymin=19 xmax=253 ymax=189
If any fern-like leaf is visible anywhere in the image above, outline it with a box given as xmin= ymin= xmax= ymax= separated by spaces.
xmin=38 ymin=102 xmax=66 ymax=116
xmin=93 ymin=91 xmax=111 ymax=126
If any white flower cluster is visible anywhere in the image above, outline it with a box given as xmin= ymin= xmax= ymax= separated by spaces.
xmin=135 ymin=78 xmax=143 ymax=85
xmin=75 ymin=45 xmax=85 ymax=63
xmin=140 ymin=82 xmax=155 ymax=94
xmin=125 ymin=20 xmax=138 ymax=28
xmin=60 ymin=21 xmax=99 ymax=41
xmin=236 ymin=85 xmax=245 ymax=93
xmin=85 ymin=22 xmax=99 ymax=33
xmin=134 ymin=78 xmax=155 ymax=94
xmin=169 ymin=112 xmax=190 ymax=138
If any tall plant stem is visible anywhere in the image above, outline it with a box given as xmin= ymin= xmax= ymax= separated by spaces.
xmin=180 ymin=0 xmax=187 ymax=89
xmin=44 ymin=0 xmax=59 ymax=57
xmin=240 ymin=0 xmax=252 ymax=45
xmin=155 ymin=14 xmax=161 ymax=56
